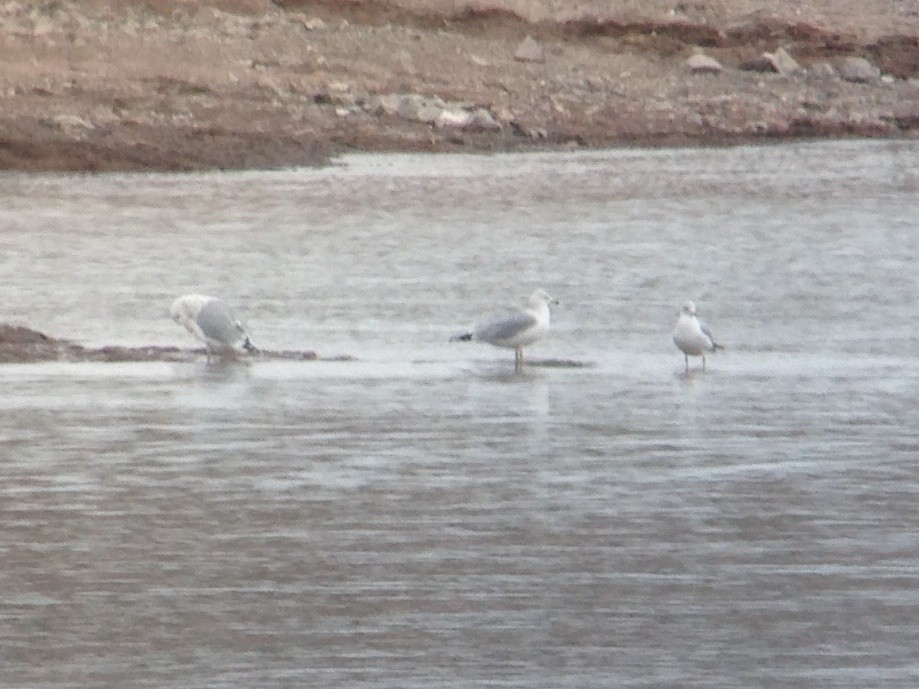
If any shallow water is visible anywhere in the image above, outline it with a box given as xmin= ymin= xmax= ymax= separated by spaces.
xmin=1 ymin=140 xmax=918 ymax=688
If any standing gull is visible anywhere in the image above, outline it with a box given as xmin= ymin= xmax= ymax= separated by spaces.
xmin=672 ymin=300 xmax=723 ymax=372
xmin=452 ymin=289 xmax=557 ymax=372
xmin=169 ymin=294 xmax=256 ymax=360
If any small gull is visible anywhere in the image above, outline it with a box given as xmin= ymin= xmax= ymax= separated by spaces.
xmin=672 ymin=300 xmax=723 ymax=372
xmin=169 ymin=294 xmax=256 ymax=360
xmin=452 ymin=289 xmax=557 ymax=372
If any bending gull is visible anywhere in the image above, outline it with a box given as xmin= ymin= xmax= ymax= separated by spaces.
xmin=452 ymin=289 xmax=557 ymax=372
xmin=672 ymin=300 xmax=723 ymax=372
xmin=169 ymin=294 xmax=256 ymax=360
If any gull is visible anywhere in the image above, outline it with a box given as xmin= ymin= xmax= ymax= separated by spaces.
xmin=672 ymin=300 xmax=723 ymax=372
xmin=169 ymin=294 xmax=256 ymax=360
xmin=452 ymin=289 xmax=557 ymax=372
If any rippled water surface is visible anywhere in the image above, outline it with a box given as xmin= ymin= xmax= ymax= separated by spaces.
xmin=1 ymin=140 xmax=918 ymax=688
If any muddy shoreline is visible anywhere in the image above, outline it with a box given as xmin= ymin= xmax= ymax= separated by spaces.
xmin=0 ymin=0 xmax=917 ymax=172
xmin=0 ymin=324 xmax=331 ymax=363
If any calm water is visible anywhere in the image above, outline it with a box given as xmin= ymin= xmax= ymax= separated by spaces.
xmin=1 ymin=140 xmax=917 ymax=688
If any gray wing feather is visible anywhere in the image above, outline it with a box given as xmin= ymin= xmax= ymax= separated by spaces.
xmin=196 ymin=299 xmax=240 ymax=345
xmin=700 ymin=321 xmax=722 ymax=349
xmin=475 ymin=308 xmax=537 ymax=342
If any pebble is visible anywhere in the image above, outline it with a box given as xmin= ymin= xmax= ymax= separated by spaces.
xmin=395 ymin=94 xmax=444 ymax=124
xmin=397 ymin=49 xmax=416 ymax=75
xmin=50 ymin=113 xmax=94 ymax=132
xmin=685 ymin=53 xmax=723 ymax=74
xmin=739 ymin=56 xmax=774 ymax=73
xmin=838 ymin=56 xmax=881 ymax=83
xmin=435 ymin=110 xmax=470 ymax=130
xmin=514 ymin=36 xmax=545 ymax=63
xmin=465 ymin=108 xmax=502 ymax=132
xmin=808 ymin=62 xmax=836 ymax=79
xmin=293 ymin=16 xmax=326 ymax=32
xmin=764 ymin=47 xmax=803 ymax=76
xmin=886 ymin=103 xmax=919 ymax=128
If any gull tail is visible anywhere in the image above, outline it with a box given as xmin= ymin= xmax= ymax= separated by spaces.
xmin=712 ymin=343 xmax=725 ymax=351
xmin=242 ymin=336 xmax=257 ymax=353
xmin=450 ymin=332 xmax=473 ymax=342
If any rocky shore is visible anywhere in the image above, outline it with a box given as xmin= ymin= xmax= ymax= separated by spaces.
xmin=1 ymin=0 xmax=917 ymax=171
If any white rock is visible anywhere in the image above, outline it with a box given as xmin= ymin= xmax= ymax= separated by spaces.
xmin=514 ymin=36 xmax=545 ymax=63
xmin=435 ymin=109 xmax=473 ymax=130
xmin=436 ymin=107 xmax=503 ymax=132
xmin=52 ymin=113 xmax=94 ymax=131
xmin=838 ymin=57 xmax=881 ymax=83
xmin=686 ymin=53 xmax=723 ymax=74
xmin=764 ymin=47 xmax=803 ymax=76
xmin=298 ymin=16 xmax=327 ymax=31
xmin=396 ymin=94 xmax=444 ymax=124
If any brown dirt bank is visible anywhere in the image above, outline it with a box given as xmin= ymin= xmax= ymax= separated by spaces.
xmin=0 ymin=0 xmax=917 ymax=172
xmin=0 ymin=324 xmax=329 ymax=363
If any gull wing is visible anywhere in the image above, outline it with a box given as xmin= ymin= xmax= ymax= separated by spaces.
xmin=474 ymin=308 xmax=537 ymax=343
xmin=196 ymin=299 xmax=241 ymax=346
xmin=700 ymin=320 xmax=723 ymax=349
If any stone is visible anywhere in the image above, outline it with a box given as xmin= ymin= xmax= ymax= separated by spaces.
xmin=884 ymin=102 xmax=919 ymax=129
xmin=739 ymin=55 xmax=776 ymax=73
xmin=435 ymin=109 xmax=472 ymax=130
xmin=314 ymin=84 xmax=359 ymax=107
xmin=52 ymin=113 xmax=94 ymax=131
xmin=685 ymin=53 xmax=723 ymax=74
xmin=838 ymin=56 xmax=880 ymax=83
xmin=466 ymin=108 xmax=502 ymax=132
xmin=514 ymin=36 xmax=545 ymax=63
xmin=395 ymin=94 xmax=444 ymax=124
xmin=294 ymin=16 xmax=327 ymax=31
xmin=366 ymin=93 xmax=402 ymax=117
xmin=397 ymin=49 xmax=416 ymax=75
xmin=764 ymin=47 xmax=803 ymax=76
xmin=492 ymin=106 xmax=516 ymax=124
xmin=808 ymin=61 xmax=836 ymax=79
xmin=435 ymin=107 xmax=501 ymax=133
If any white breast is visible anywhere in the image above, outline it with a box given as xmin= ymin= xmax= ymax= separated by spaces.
xmin=673 ymin=313 xmax=711 ymax=355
